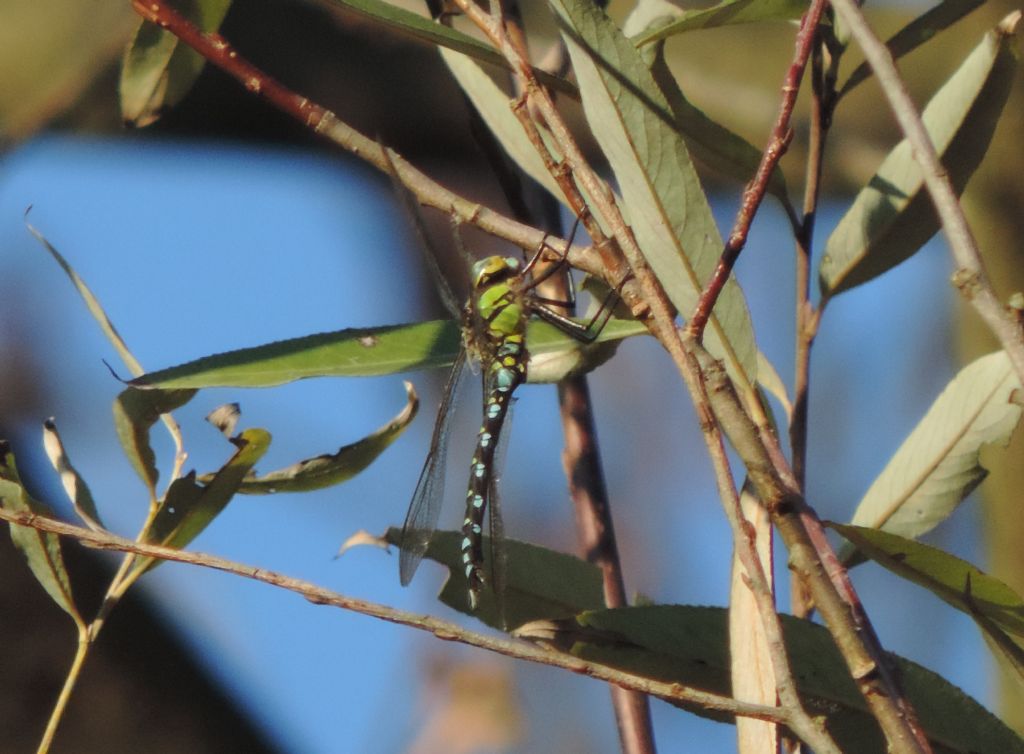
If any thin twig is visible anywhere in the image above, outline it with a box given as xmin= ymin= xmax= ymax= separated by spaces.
xmin=826 ymin=2 xmax=1024 ymax=386
xmin=687 ymin=0 xmax=828 ymax=340
xmin=0 ymin=507 xmax=797 ymax=727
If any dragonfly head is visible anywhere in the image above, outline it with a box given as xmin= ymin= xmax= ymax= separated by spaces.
xmin=471 ymin=256 xmax=521 ymax=290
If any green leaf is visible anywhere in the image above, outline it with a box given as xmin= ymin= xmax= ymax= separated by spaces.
xmin=131 ymin=317 xmax=646 ymax=389
xmin=319 ymin=0 xmax=573 ymax=96
xmin=120 ymin=0 xmax=233 ymax=127
xmin=549 ymin=0 xmax=758 ymax=393
xmin=202 ymin=382 xmax=419 ymax=493
xmin=840 ymin=0 xmax=988 ymax=97
xmin=113 ymin=387 xmax=198 ymax=496
xmin=384 ymin=528 xmax=604 ymax=630
xmin=544 ymin=605 xmax=1024 ymax=753
xmin=820 ymin=14 xmax=1019 ymax=298
xmin=846 ymin=351 xmax=1021 ymax=547
xmin=832 ymin=524 xmax=1024 ymax=691
xmin=831 ymin=524 xmax=1024 ymax=638
xmin=134 ymin=428 xmax=271 ymax=576
xmin=439 ymin=49 xmax=565 ymax=202
xmin=0 ymin=441 xmax=82 ymax=625
xmin=27 ymin=218 xmax=147 ymax=377
xmin=622 ymin=0 xmax=789 ymax=202
xmin=630 ymin=0 xmax=807 ymax=47
xmin=42 ymin=419 xmax=103 ymax=529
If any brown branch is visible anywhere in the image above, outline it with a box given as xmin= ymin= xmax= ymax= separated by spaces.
xmin=690 ymin=342 xmax=932 ymax=754
xmin=687 ymin=0 xmax=828 ymax=340
xmin=0 ymin=506 xmax=796 ymax=727
xmin=128 ymin=0 xmax=621 ymax=293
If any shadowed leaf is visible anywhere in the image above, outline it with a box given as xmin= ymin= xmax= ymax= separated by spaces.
xmin=113 ymin=387 xmax=197 ymax=496
xmin=384 ymin=528 xmax=604 ymax=630
xmin=630 ymin=0 xmax=806 ymax=48
xmin=201 ymin=382 xmax=418 ymax=493
xmin=120 ymin=0 xmax=233 ymax=127
xmin=42 ymin=419 xmax=103 ymax=529
xmin=0 ymin=441 xmax=82 ymax=625
xmin=133 ymin=428 xmax=271 ymax=576
xmin=540 ymin=605 xmax=1024 ymax=753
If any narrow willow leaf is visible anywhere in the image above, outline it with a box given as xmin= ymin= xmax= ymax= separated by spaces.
xmin=622 ymin=0 xmax=789 ymax=202
xmin=201 ymin=382 xmax=418 ymax=493
xmin=975 ymin=611 xmax=1024 ymax=692
xmin=631 ymin=0 xmax=806 ymax=47
xmin=840 ymin=0 xmax=988 ymax=97
xmin=120 ymin=0 xmax=233 ymax=127
xmin=847 ymin=350 xmax=1021 ymax=543
xmin=729 ymin=481 xmax=778 ymax=753
xmin=550 ymin=605 xmax=1024 ymax=753
xmin=383 ymin=527 xmax=604 ymax=629
xmin=319 ymin=0 xmax=573 ymax=95
xmin=133 ymin=428 xmax=271 ymax=576
xmin=549 ymin=0 xmax=758 ymax=392
xmin=820 ymin=13 xmax=1020 ymax=298
xmin=113 ymin=387 xmax=197 ymax=495
xmin=832 ymin=524 xmax=1024 ymax=637
xmin=42 ymin=419 xmax=103 ymax=529
xmin=0 ymin=442 xmax=82 ymax=624
xmin=755 ymin=350 xmax=791 ymax=419
xmin=131 ymin=317 xmax=646 ymax=389
xmin=27 ymin=219 xmax=146 ymax=377
xmin=439 ymin=49 xmax=564 ymax=202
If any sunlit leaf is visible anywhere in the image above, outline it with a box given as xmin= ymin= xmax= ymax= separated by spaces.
xmin=630 ymin=0 xmax=806 ymax=47
xmin=622 ymin=0 xmax=789 ymax=202
xmin=120 ymin=0 xmax=233 ymax=127
xmin=131 ymin=317 xmax=646 ymax=389
xmin=202 ymin=382 xmax=418 ymax=493
xmin=549 ymin=0 xmax=758 ymax=393
xmin=133 ymin=427 xmax=271 ymax=576
xmin=384 ymin=528 xmax=604 ymax=630
xmin=846 ymin=351 xmax=1021 ymax=546
xmin=42 ymin=418 xmax=102 ymax=529
xmin=0 ymin=441 xmax=82 ymax=625
xmin=113 ymin=387 xmax=197 ymax=496
xmin=439 ymin=49 xmax=564 ymax=202
xmin=538 ymin=605 xmax=1024 ymax=753
xmin=840 ymin=0 xmax=988 ymax=97
xmin=832 ymin=524 xmax=1024 ymax=638
xmin=820 ymin=13 xmax=1020 ymax=298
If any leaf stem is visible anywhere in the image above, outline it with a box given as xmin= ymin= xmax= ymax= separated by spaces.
xmin=36 ymin=621 xmax=90 ymax=754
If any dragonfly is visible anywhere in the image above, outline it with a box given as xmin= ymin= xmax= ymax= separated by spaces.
xmin=398 ymin=222 xmax=614 ymax=613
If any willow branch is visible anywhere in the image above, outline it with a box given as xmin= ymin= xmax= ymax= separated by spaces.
xmin=827 ymin=1 xmax=1024 ymax=386
xmin=128 ymin=0 xmax=618 ymax=289
xmin=687 ymin=0 xmax=828 ymax=339
xmin=0 ymin=507 xmax=798 ymax=727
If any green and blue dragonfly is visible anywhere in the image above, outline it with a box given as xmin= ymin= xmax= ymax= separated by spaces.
xmin=398 ymin=224 xmax=613 ymax=612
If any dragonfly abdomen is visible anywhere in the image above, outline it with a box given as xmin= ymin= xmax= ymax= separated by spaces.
xmin=461 ymin=331 xmax=526 ymax=609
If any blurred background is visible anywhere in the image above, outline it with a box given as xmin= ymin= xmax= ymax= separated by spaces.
xmin=1 ymin=0 xmax=1022 ymax=752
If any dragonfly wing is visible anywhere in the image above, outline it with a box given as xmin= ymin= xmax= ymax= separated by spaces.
xmin=399 ymin=347 xmax=469 ymax=585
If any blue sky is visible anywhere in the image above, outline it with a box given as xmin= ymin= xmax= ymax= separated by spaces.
xmin=0 ymin=133 xmax=992 ymax=753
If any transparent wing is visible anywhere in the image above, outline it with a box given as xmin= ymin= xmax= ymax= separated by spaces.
xmin=399 ymin=347 xmax=469 ymax=585
xmin=384 ymin=151 xmax=462 ymax=318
